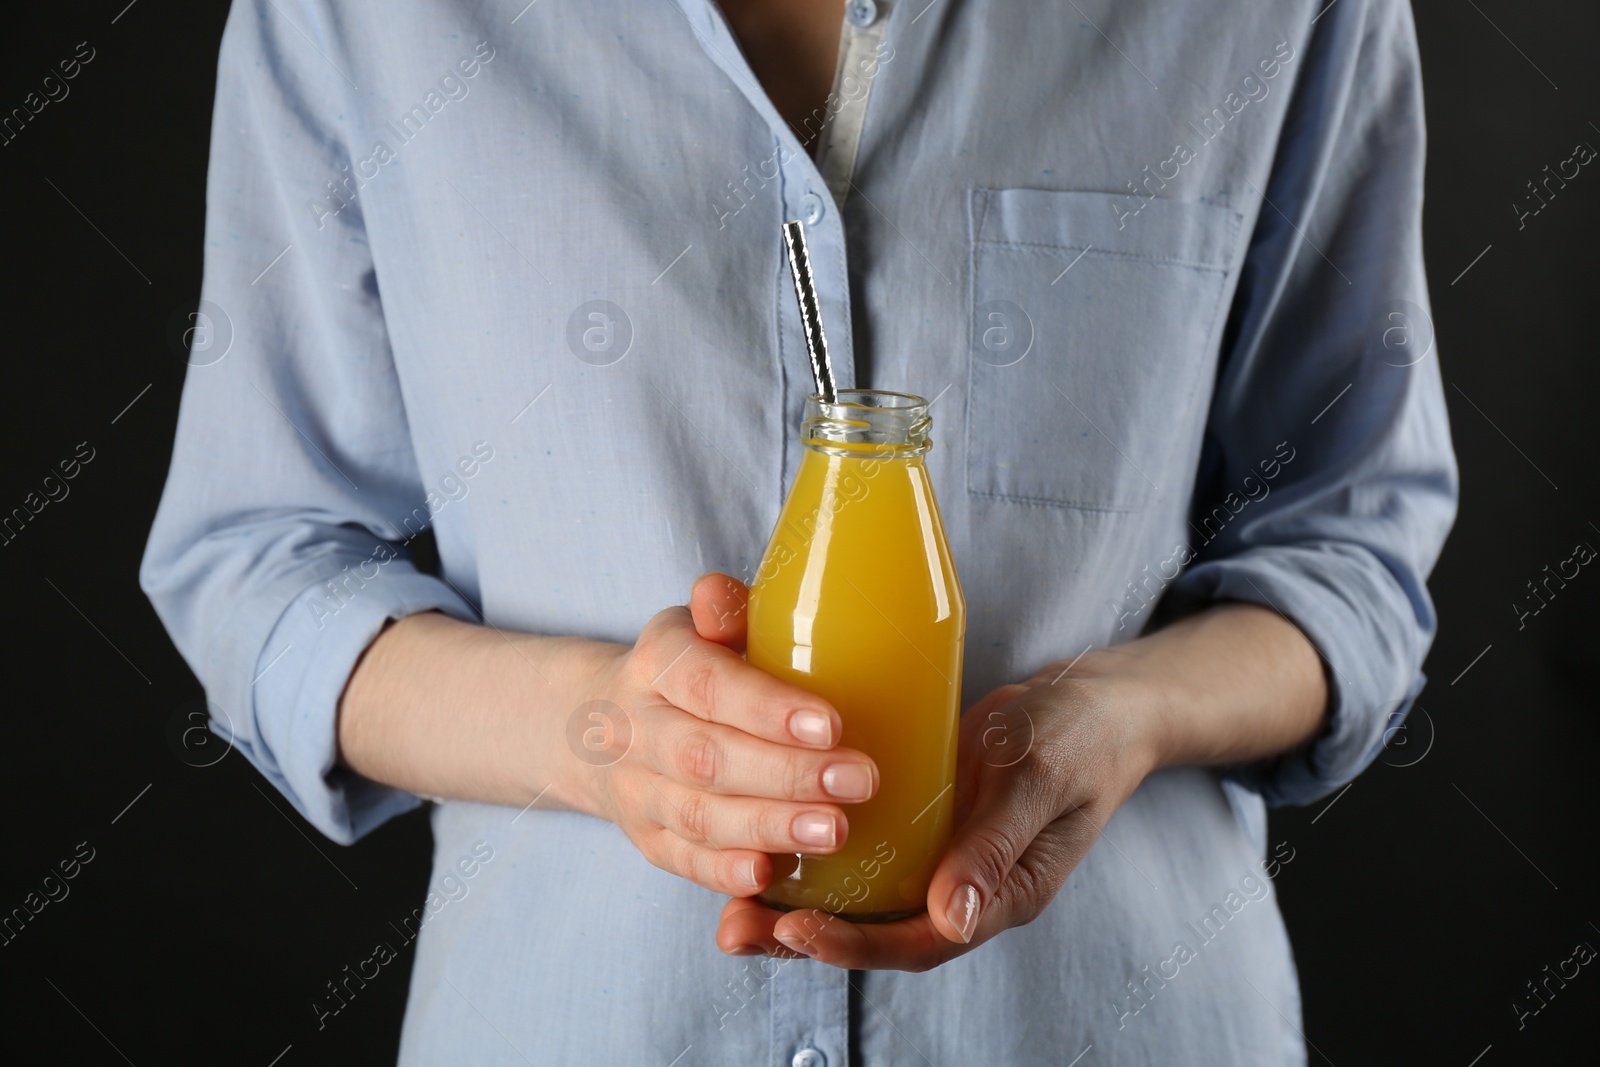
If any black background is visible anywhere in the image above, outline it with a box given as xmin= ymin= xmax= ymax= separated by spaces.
xmin=2 ymin=2 xmax=1595 ymax=1064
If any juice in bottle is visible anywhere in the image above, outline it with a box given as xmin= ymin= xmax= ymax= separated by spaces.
xmin=748 ymin=390 xmax=965 ymax=921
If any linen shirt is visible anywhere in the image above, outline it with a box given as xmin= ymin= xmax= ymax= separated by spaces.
xmin=142 ymin=0 xmax=1457 ymax=1063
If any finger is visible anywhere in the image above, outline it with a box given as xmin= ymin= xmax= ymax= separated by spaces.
xmin=716 ymin=896 xmax=782 ymax=955
xmin=769 ymin=908 xmax=960 ymax=971
xmin=634 ymin=704 xmax=878 ymax=804
xmin=717 ymin=899 xmax=971 ymax=970
xmin=639 ymin=827 xmax=772 ymax=898
xmin=638 ymin=608 xmax=842 ymax=750
xmin=689 ymin=572 xmax=750 ymax=651
xmin=924 ymin=772 xmax=1079 ymax=948
xmin=715 ymin=898 xmax=834 ymax=959
xmin=642 ymin=774 xmax=850 ymax=854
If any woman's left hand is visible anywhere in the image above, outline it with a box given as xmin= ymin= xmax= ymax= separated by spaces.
xmin=715 ymin=649 xmax=1170 ymax=970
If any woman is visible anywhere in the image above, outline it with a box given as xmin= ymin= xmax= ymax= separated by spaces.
xmin=144 ymin=0 xmax=1456 ymax=1062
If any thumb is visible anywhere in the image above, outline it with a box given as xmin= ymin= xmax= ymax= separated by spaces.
xmin=925 ymin=773 xmax=1047 ymax=947
xmin=688 ymin=572 xmax=750 ymax=652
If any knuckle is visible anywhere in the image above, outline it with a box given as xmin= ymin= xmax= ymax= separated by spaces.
xmin=1005 ymin=862 xmax=1049 ymax=923
xmin=963 ymin=825 xmax=1020 ymax=893
xmin=635 ymin=610 xmax=687 ymax=665
xmin=628 ymin=629 xmax=666 ymax=684
xmin=782 ymin=750 xmax=819 ymax=801
xmin=680 ymin=653 xmax=719 ymax=714
xmin=675 ymin=789 xmax=710 ymax=844
xmin=1011 ymin=860 xmax=1061 ymax=929
xmin=753 ymin=803 xmax=790 ymax=849
xmin=675 ymin=728 xmax=722 ymax=788
xmin=636 ymin=613 xmax=670 ymax=651
xmin=689 ymin=851 xmax=723 ymax=891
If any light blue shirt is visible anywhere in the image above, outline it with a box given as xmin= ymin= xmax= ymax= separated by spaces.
xmin=143 ymin=0 xmax=1456 ymax=1062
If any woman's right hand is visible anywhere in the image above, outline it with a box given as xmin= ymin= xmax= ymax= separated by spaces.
xmin=572 ymin=574 xmax=879 ymax=899
xmin=338 ymin=574 xmax=877 ymax=900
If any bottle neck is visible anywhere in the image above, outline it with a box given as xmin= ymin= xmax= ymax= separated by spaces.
xmin=800 ymin=390 xmax=932 ymax=457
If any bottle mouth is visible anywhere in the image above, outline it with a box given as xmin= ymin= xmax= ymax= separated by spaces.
xmin=802 ymin=389 xmax=932 ymax=456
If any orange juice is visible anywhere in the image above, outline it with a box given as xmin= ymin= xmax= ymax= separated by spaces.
xmin=748 ymin=391 xmax=965 ymax=921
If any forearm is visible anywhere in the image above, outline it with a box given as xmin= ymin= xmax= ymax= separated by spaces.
xmin=1075 ymin=601 xmax=1329 ymax=773
xmin=335 ymin=611 xmax=624 ymax=813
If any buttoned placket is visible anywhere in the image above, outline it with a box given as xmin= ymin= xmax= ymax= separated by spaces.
xmin=669 ymin=3 xmax=887 ymax=1064
xmin=814 ymin=0 xmax=892 ymax=207
xmin=670 ymin=1 xmax=862 ymax=489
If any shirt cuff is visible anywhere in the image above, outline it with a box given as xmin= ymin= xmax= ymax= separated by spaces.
xmin=1164 ymin=544 xmax=1424 ymax=807
xmin=238 ymin=567 xmax=477 ymax=844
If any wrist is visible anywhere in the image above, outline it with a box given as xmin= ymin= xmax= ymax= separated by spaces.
xmin=1067 ymin=602 xmax=1329 ymax=776
xmin=1059 ymin=649 xmax=1176 ymax=788
xmin=532 ymin=636 xmax=632 ymax=819
xmin=1116 ymin=673 xmax=1174 ymax=791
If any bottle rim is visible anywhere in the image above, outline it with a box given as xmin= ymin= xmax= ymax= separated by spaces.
xmin=802 ymin=389 xmax=931 ymax=456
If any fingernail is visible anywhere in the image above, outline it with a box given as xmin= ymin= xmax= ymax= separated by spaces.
xmin=737 ymin=858 xmax=761 ymax=887
xmin=727 ymin=943 xmax=762 ymax=956
xmin=822 ymin=762 xmax=874 ymax=801
xmin=774 ymin=930 xmax=815 ymax=957
xmin=793 ymin=812 xmax=837 ymax=848
xmin=945 ymin=884 xmax=980 ymax=944
xmin=790 ymin=708 xmax=834 ymax=746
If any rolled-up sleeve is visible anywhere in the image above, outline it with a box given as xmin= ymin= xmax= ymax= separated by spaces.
xmin=140 ymin=1 xmax=474 ymax=843
xmin=1166 ymin=0 xmax=1458 ymax=806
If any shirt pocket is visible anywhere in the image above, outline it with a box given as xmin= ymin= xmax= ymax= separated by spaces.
xmin=965 ymin=188 xmax=1241 ymax=511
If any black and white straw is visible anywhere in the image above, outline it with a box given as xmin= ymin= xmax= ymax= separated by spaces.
xmin=781 ymin=219 xmax=836 ymax=402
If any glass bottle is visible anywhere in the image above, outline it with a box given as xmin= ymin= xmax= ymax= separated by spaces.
xmin=748 ymin=390 xmax=965 ymax=921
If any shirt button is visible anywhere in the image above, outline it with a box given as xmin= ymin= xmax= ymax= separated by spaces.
xmin=791 ymin=1049 xmax=827 ymax=1067
xmin=845 ymin=0 xmax=879 ymax=29
xmin=800 ymin=191 xmax=825 ymax=225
